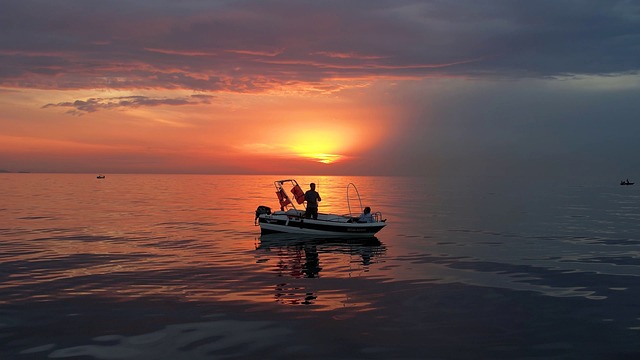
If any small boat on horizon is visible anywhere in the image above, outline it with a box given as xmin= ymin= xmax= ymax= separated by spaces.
xmin=620 ymin=179 xmax=634 ymax=186
xmin=96 ymin=175 xmax=105 ymax=179
xmin=255 ymin=179 xmax=386 ymax=236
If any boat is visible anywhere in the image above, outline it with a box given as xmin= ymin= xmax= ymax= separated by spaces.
xmin=96 ymin=175 xmax=105 ymax=179
xmin=255 ymin=179 xmax=386 ymax=236
xmin=620 ymin=179 xmax=634 ymax=185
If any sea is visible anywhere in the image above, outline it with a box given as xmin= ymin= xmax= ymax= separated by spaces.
xmin=1 ymin=174 xmax=639 ymax=359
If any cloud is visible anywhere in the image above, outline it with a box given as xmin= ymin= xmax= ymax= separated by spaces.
xmin=42 ymin=95 xmax=214 ymax=115
xmin=1 ymin=0 xmax=638 ymax=93
xmin=358 ymin=75 xmax=640 ymax=179
xmin=2 ymin=1 xmax=640 ymax=178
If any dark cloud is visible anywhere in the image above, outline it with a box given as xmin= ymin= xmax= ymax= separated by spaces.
xmin=1 ymin=0 xmax=639 ymax=92
xmin=359 ymin=77 xmax=640 ymax=180
xmin=42 ymin=95 xmax=214 ymax=115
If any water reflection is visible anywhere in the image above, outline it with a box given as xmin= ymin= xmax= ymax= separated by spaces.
xmin=254 ymin=234 xmax=387 ymax=307
xmin=255 ymin=234 xmax=386 ymax=276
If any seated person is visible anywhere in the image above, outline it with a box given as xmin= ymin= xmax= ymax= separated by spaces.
xmin=358 ymin=207 xmax=374 ymax=223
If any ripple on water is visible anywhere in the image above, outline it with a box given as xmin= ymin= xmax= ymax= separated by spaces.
xmin=3 ymin=175 xmax=640 ymax=359
xmin=42 ymin=317 xmax=296 ymax=359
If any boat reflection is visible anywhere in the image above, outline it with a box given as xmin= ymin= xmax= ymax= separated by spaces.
xmin=254 ymin=234 xmax=387 ymax=308
xmin=256 ymin=234 xmax=386 ymax=274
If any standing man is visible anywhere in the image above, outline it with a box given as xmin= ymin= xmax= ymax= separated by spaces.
xmin=304 ymin=182 xmax=321 ymax=219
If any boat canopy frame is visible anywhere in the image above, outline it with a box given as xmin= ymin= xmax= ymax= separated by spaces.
xmin=346 ymin=183 xmax=384 ymax=222
xmin=346 ymin=183 xmax=363 ymax=218
xmin=273 ymin=179 xmax=306 ymax=211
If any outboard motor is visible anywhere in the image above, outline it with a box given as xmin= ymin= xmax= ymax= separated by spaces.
xmin=254 ymin=205 xmax=271 ymax=225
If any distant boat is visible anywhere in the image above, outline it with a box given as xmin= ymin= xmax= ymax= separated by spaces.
xmin=620 ymin=179 xmax=634 ymax=185
xmin=96 ymin=175 xmax=105 ymax=179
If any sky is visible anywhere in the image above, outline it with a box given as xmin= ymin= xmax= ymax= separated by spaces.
xmin=1 ymin=0 xmax=639 ymax=179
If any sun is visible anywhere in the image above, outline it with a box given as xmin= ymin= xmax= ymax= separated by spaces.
xmin=299 ymin=153 xmax=343 ymax=164
xmin=289 ymin=129 xmax=352 ymax=164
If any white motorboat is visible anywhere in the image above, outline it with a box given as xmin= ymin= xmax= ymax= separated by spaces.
xmin=255 ymin=179 xmax=386 ymax=236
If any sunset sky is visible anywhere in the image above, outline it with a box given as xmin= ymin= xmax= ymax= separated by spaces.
xmin=2 ymin=0 xmax=639 ymax=178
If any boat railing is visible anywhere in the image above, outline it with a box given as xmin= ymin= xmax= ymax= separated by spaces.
xmin=373 ymin=211 xmax=385 ymax=223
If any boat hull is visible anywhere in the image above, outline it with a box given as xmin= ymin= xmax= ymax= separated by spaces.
xmin=258 ymin=212 xmax=385 ymax=236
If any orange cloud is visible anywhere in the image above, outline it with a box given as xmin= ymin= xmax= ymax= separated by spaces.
xmin=144 ymin=48 xmax=219 ymax=57
xmin=225 ymin=49 xmax=284 ymax=57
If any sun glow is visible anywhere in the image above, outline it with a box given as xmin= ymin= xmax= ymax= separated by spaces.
xmin=3 ymin=84 xmax=388 ymax=174
xmin=288 ymin=126 xmax=355 ymax=164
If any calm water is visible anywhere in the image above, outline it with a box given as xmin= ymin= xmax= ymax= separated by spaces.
xmin=1 ymin=174 xmax=639 ymax=359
